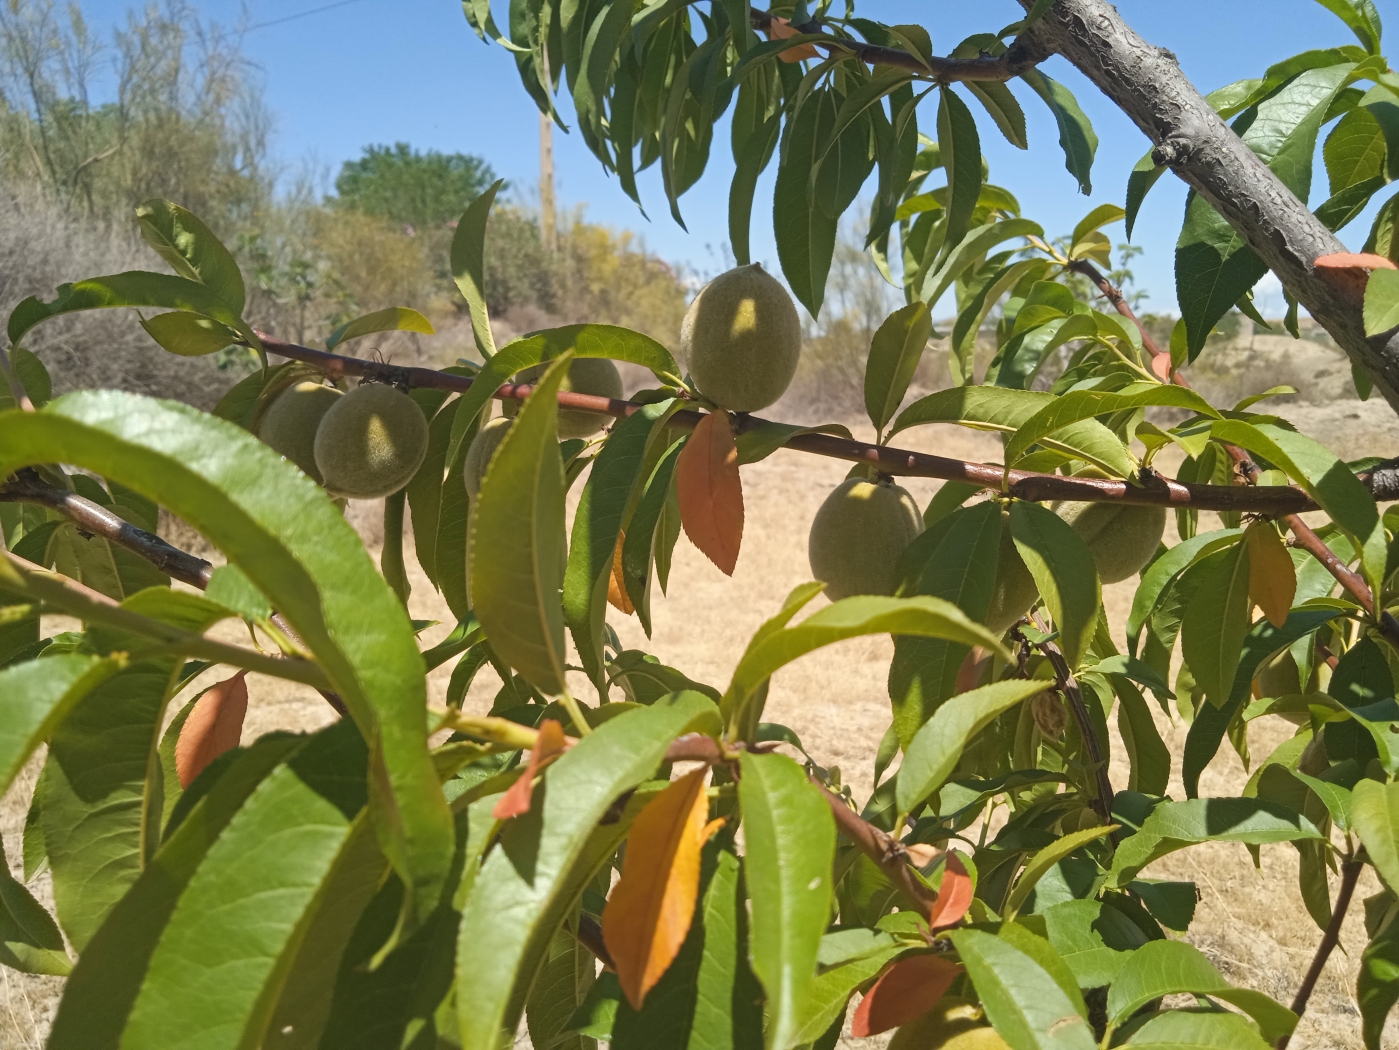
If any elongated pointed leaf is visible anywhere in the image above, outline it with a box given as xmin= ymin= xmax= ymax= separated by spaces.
xmin=471 ymin=353 xmax=572 ymax=695
xmin=326 ymin=306 xmax=435 ymax=351
xmin=1180 ymin=542 xmax=1252 ymax=705
xmin=948 ymin=929 xmax=1095 ymax=1049
xmin=918 ymin=219 xmax=1045 ymax=313
xmin=865 ymin=302 xmax=932 ymax=432
xmin=775 ymin=88 xmax=839 ymax=317
xmin=0 ymin=836 xmax=69 ymax=975
xmin=1244 ymin=522 xmax=1295 ymax=628
xmin=0 ymin=653 xmax=124 ymax=796
xmin=138 ymin=311 xmax=240 ymax=356
xmin=1021 ymin=71 xmax=1096 ymax=194
xmin=1354 ymin=779 xmax=1399 ymax=893
xmin=1009 ymin=501 xmax=1100 ymax=669
xmin=174 ymin=670 xmax=248 ymax=788
xmin=1107 ymin=797 xmax=1324 ymax=889
xmin=493 ymin=718 xmax=568 ymax=820
xmin=1003 ymin=386 xmax=1215 ymax=467
xmin=452 ymin=180 xmax=503 ymax=358
xmin=603 ymin=767 xmax=715 ymax=1008
xmin=725 ymin=595 xmax=1008 ymax=730
xmin=739 ymin=751 xmax=836 ymax=1050
xmin=1123 ymin=1011 xmax=1271 ymax=1049
xmin=938 ymin=87 xmax=982 ymax=265
xmin=136 ymin=198 xmax=246 ymax=313
xmin=677 ymin=411 xmax=744 ymax=576
xmin=0 ymin=393 xmax=453 ymax=921
xmin=120 ymin=720 xmax=373 ymax=1049
xmin=1106 ymin=939 xmax=1295 ymax=1042
xmin=1004 ymin=826 xmax=1116 ymax=919
xmin=1359 ymin=911 xmax=1399 ymax=1050
xmin=851 ymin=953 xmax=961 ymax=1037
xmin=455 ymin=692 xmax=720 ymax=1049
xmin=897 ymin=679 xmax=1051 ymax=816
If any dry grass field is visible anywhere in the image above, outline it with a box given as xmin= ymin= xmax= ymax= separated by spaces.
xmin=4 ymin=394 xmax=1399 ymax=1048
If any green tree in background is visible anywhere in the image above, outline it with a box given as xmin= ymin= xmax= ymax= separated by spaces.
xmin=333 ymin=142 xmax=498 ymax=230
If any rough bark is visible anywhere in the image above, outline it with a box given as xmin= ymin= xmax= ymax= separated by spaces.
xmin=1021 ymin=0 xmax=1399 ymax=413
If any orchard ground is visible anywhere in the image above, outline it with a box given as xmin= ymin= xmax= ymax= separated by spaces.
xmin=4 ymin=356 xmax=1398 ymax=1048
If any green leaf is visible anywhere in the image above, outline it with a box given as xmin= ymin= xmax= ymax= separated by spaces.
xmin=1105 ymin=939 xmax=1296 ymax=1043
xmin=48 ymin=734 xmax=306 ymax=1047
xmin=621 ymin=439 xmax=685 ymax=634
xmin=889 ymin=501 xmax=1004 ymax=746
xmin=527 ymin=923 xmax=598 ymax=1050
xmin=775 ymin=88 xmax=839 ymax=317
xmin=723 ymin=595 xmax=1009 ymax=732
xmin=738 ymin=750 xmax=836 ymax=1050
xmin=729 ymin=96 xmax=782 ymax=266
xmin=1359 ymin=910 xmax=1399 ymax=1050
xmin=1125 ymin=151 xmax=1165 ymax=241
xmin=1127 ymin=529 xmax=1243 ymax=646
xmin=452 ymin=179 xmax=504 ymax=358
xmin=1070 ymin=203 xmax=1126 ymax=256
xmin=1114 ymin=678 xmax=1172 ymax=795
xmin=0 ymin=835 xmax=69 ymax=975
xmin=948 ymin=928 xmax=1096 ymax=1049
xmin=1009 ymin=501 xmax=1101 ymax=669
xmin=1004 ymin=386 xmax=1216 ymax=467
xmin=997 ymin=921 xmax=1088 ymax=1021
xmin=136 ymin=198 xmax=246 ymax=313
xmin=794 ymin=940 xmax=910 ymax=1045
xmin=1123 ymin=1010 xmax=1271 ymax=1049
xmin=563 ymin=400 xmax=675 ymax=688
xmin=1177 ymin=64 xmax=1355 ymax=355
xmin=864 ymin=301 xmax=932 ymax=432
xmin=734 ymin=421 xmax=854 ymax=466
xmin=1004 ymin=825 xmax=1117 ymax=920
xmin=1312 ymin=0 xmax=1383 ymax=53
xmin=1354 ymin=779 xmax=1399 ymax=892
xmin=689 ymin=847 xmax=766 ymax=1050
xmin=1020 ymin=70 xmax=1097 ymax=194
xmin=118 ymin=720 xmax=375 ymax=1049
xmin=454 ymin=692 xmax=720 ymax=1049
xmin=918 ymin=218 xmax=1045 ymax=312
xmin=889 ymin=386 xmax=1131 ymax=477
xmin=471 ymin=352 xmax=572 ymax=695
xmin=137 ymin=312 xmax=240 ymax=357
xmin=896 ymin=679 xmax=1052 ymax=816
xmin=1042 ymin=899 xmax=1148 ymax=988
xmin=1324 ymin=95 xmax=1399 ymax=194
xmin=1107 ymin=797 xmax=1324 ymax=889
xmin=8 ymin=271 xmax=258 ymax=354
xmin=326 ymin=306 xmax=435 ymax=351
xmin=966 ymin=80 xmax=1028 ymax=149
xmin=1364 ymin=267 xmax=1399 ymax=335
xmin=938 ymin=87 xmax=983 ymax=265
xmin=0 ymin=393 xmax=453 ymax=922
xmin=0 ymin=654 xmax=124 ymax=798
xmin=1179 ymin=542 xmax=1252 ymax=706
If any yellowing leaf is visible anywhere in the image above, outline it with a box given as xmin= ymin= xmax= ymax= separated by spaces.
xmin=1245 ymin=522 xmax=1295 ymax=628
xmin=174 ymin=671 xmax=248 ymax=788
xmin=607 ymin=530 xmax=635 ymax=614
xmin=765 ymin=16 xmax=819 ymax=60
xmin=492 ymin=719 xmax=568 ymax=820
xmin=852 ymin=953 xmax=963 ymax=1037
xmin=677 ymin=411 xmax=744 ymax=576
xmin=601 ymin=766 xmax=717 ymax=1009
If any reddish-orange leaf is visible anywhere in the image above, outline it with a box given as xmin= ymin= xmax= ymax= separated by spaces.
xmin=1245 ymin=522 xmax=1296 ymax=629
xmin=765 ymin=16 xmax=820 ymax=61
xmin=955 ymin=647 xmax=989 ymax=693
xmin=607 ymin=529 xmax=635 ymax=614
xmin=602 ymin=767 xmax=714 ymax=1009
xmin=851 ymin=954 xmax=963 ymax=1037
xmin=493 ymin=718 xmax=568 ymax=820
xmin=1150 ymin=352 xmax=1173 ymax=381
xmin=676 ymin=411 xmax=744 ymax=576
xmin=175 ymin=671 xmax=249 ymax=788
xmin=1315 ymin=252 xmax=1399 ymax=271
xmin=927 ymin=852 xmax=973 ymax=930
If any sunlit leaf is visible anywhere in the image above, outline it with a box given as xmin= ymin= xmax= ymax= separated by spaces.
xmin=677 ymin=411 xmax=744 ymax=576
xmin=851 ymin=953 xmax=961 ymax=1037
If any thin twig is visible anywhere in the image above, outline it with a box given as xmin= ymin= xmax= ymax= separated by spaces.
xmin=252 ymin=332 xmax=1326 ymax=516
xmin=1276 ymin=859 xmax=1363 ymax=1049
xmin=0 ymin=345 xmax=34 ymax=412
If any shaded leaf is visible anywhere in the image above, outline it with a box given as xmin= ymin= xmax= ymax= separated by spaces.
xmin=1244 ymin=522 xmax=1296 ymax=628
xmin=1009 ymin=501 xmax=1100 ymax=669
xmin=174 ymin=670 xmax=248 ymax=788
xmin=948 ymin=929 xmax=1095 ymax=1049
xmin=928 ymin=851 xmax=974 ymax=930
xmin=136 ymin=198 xmax=246 ymax=312
xmin=852 ymin=953 xmax=961 ymax=1037
xmin=493 ymin=718 xmax=569 ymax=820
xmin=1359 ymin=909 xmax=1399 ymax=1050
xmin=1020 ymin=71 xmax=1096 ymax=194
xmin=865 ymin=301 xmax=932 ymax=432
xmin=325 ymin=306 xmax=434 ymax=351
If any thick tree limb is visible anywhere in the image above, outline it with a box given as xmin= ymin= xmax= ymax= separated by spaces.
xmin=253 ymin=333 xmax=1330 ymax=515
xmin=1022 ymin=0 xmax=1399 ymax=413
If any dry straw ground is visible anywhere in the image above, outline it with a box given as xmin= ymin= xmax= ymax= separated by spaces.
xmin=4 ymin=396 xmax=1399 ymax=1048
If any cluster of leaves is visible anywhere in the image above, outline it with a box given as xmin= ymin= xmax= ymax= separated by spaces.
xmin=3 ymin=4 xmax=1399 ymax=1048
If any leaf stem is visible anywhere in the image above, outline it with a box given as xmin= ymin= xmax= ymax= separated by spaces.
xmin=558 ymin=689 xmax=593 ymax=736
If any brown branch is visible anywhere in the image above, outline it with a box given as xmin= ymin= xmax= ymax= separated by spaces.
xmin=747 ymin=8 xmax=1048 ymax=81
xmin=1276 ymin=859 xmax=1362 ymax=1049
xmin=812 ymin=777 xmax=938 ymax=921
xmin=1067 ymin=259 xmax=1166 ymax=362
xmin=1027 ymin=616 xmax=1116 ymax=829
xmin=253 ymin=333 xmax=1329 ymax=516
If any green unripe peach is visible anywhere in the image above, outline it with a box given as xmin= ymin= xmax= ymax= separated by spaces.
xmin=679 ymin=263 xmax=801 ymax=412
xmin=1054 ymin=501 xmax=1167 ymax=584
xmin=463 ymin=416 xmax=512 ymax=500
xmin=512 ymin=357 xmax=623 ymax=439
xmin=808 ymin=478 xmax=923 ymax=601
xmin=312 ymin=382 xmax=429 ymax=499
xmin=257 ymin=381 xmax=342 ymax=485
xmin=984 ymin=511 xmax=1039 ymax=634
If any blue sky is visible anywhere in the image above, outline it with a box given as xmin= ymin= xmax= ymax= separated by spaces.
xmin=90 ymin=0 xmax=1396 ymax=317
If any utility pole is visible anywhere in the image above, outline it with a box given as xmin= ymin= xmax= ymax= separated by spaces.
xmin=539 ymin=52 xmax=557 ymax=254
